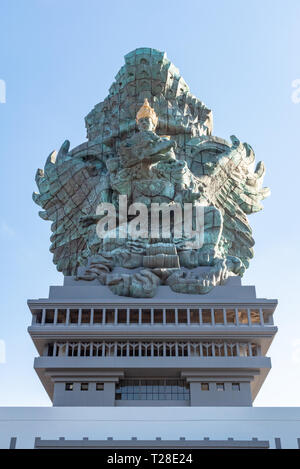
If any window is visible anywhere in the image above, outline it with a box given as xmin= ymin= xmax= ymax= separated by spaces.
xmin=232 ymin=383 xmax=240 ymax=391
xmin=214 ymin=342 xmax=225 ymax=356
xmin=166 ymin=309 xmax=175 ymax=324
xmin=47 ymin=344 xmax=54 ymax=356
xmin=80 ymin=343 xmax=91 ymax=357
xmin=142 ymin=309 xmax=151 ymax=324
xmin=115 ymin=379 xmax=190 ymax=401
xmin=202 ymin=343 xmax=213 ymax=357
xmin=214 ymin=309 xmax=224 ymax=324
xmin=226 ymin=342 xmax=237 ymax=357
xmin=35 ymin=310 xmax=42 ymax=323
xmin=105 ymin=309 xmax=115 ymax=324
xmin=104 ymin=342 xmax=115 ymax=357
xmin=154 ymin=309 xmax=163 ymax=323
xmin=251 ymin=309 xmax=260 ymax=325
xmin=129 ymin=342 xmax=140 ymax=357
xmin=81 ymin=309 xmax=90 ymax=324
xmin=118 ymin=309 xmax=127 ymax=323
xmin=69 ymin=343 xmax=78 ymax=357
xmin=190 ymin=309 xmax=199 ymax=324
xmin=96 ymin=382 xmax=104 ymax=391
xmin=93 ymin=309 xmax=103 ymax=324
xmin=239 ymin=343 xmax=249 ymax=357
xmin=81 ymin=383 xmax=89 ymax=391
xmin=216 ymin=383 xmax=225 ymax=391
xmin=92 ymin=343 xmax=103 ymax=357
xmin=45 ymin=309 xmax=55 ymax=324
xmin=57 ymin=343 xmax=67 ymax=357
xmin=178 ymin=309 xmax=187 ymax=323
xmin=143 ymin=343 xmax=153 ymax=357
xmin=117 ymin=342 xmax=127 ymax=357
xmin=190 ymin=343 xmax=200 ymax=357
xmin=226 ymin=309 xmax=236 ymax=325
xmin=65 ymin=382 xmax=73 ymax=391
xmin=177 ymin=343 xmax=188 ymax=357
xmin=238 ymin=309 xmax=248 ymax=325
xmin=263 ymin=309 xmax=272 ymax=325
xmin=201 ymin=383 xmax=209 ymax=391
xmin=57 ymin=309 xmax=66 ymax=324
xmin=202 ymin=309 xmax=212 ymax=324
xmin=70 ymin=309 xmax=79 ymax=324
xmin=130 ymin=309 xmax=139 ymax=323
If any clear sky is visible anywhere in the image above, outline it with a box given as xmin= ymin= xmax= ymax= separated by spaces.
xmin=0 ymin=0 xmax=300 ymax=407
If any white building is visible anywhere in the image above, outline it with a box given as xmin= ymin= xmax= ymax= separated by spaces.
xmin=1 ymin=276 xmax=299 ymax=449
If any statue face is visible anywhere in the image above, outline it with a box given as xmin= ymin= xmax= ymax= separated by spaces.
xmin=138 ymin=117 xmax=155 ymax=132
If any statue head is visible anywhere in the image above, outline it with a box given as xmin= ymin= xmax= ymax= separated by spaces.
xmin=136 ymin=98 xmax=158 ymax=131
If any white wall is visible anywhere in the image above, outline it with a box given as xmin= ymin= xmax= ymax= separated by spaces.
xmin=0 ymin=407 xmax=299 ymax=449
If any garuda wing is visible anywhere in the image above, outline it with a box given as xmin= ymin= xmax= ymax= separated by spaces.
xmin=188 ymin=135 xmax=270 ymax=271
xmin=33 ymin=140 xmax=103 ymax=275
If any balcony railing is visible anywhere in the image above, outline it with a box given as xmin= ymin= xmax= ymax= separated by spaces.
xmin=32 ymin=307 xmax=274 ymax=327
xmin=45 ymin=339 xmax=260 ymax=358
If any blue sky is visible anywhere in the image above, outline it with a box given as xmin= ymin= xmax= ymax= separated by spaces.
xmin=0 ymin=0 xmax=300 ymax=406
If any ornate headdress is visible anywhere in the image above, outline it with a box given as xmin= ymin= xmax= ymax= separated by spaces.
xmin=136 ymin=98 xmax=158 ymax=128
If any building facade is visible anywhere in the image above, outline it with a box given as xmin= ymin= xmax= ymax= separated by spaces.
xmin=27 ymin=277 xmax=277 ymax=409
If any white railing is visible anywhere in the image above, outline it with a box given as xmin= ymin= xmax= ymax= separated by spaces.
xmin=33 ymin=307 xmax=273 ymax=327
xmin=47 ymin=340 xmax=260 ymax=358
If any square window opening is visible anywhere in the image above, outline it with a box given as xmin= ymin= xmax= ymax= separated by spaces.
xmin=226 ymin=309 xmax=236 ymax=325
xmin=202 ymin=309 xmax=212 ymax=324
xmin=130 ymin=309 xmax=139 ymax=323
xmin=93 ymin=309 xmax=103 ymax=324
xmin=214 ymin=309 xmax=224 ymax=324
xmin=142 ymin=309 xmax=151 ymax=324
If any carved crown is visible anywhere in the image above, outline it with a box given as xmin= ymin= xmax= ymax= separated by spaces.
xmin=136 ymin=98 xmax=158 ymax=128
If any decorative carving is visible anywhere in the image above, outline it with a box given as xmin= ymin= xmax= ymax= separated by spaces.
xmin=136 ymin=98 xmax=158 ymax=128
xmin=33 ymin=48 xmax=269 ymax=297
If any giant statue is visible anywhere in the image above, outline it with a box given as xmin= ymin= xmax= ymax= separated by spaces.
xmin=33 ymin=48 xmax=269 ymax=297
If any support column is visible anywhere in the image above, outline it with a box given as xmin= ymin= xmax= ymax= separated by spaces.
xmin=66 ymin=308 xmax=70 ymax=325
xmin=211 ymin=309 xmax=215 ymax=326
xmin=235 ymin=308 xmax=239 ymax=326
xmin=259 ymin=308 xmax=264 ymax=325
xmin=78 ymin=308 xmax=82 ymax=325
xmin=199 ymin=308 xmax=202 ymax=325
xmin=187 ymin=308 xmax=190 ymax=325
xmin=247 ymin=308 xmax=251 ymax=326
xmin=90 ymin=308 xmax=94 ymax=325
xmin=223 ymin=308 xmax=227 ymax=325
xmin=175 ymin=308 xmax=178 ymax=325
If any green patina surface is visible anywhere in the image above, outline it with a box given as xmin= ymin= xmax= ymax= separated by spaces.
xmin=33 ymin=48 xmax=269 ymax=297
